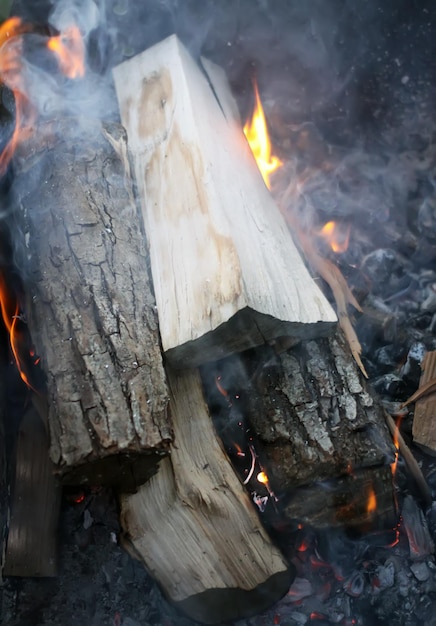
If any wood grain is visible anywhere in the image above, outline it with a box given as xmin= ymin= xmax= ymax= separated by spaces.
xmin=120 ymin=367 xmax=292 ymax=624
xmin=113 ymin=35 xmax=336 ymax=368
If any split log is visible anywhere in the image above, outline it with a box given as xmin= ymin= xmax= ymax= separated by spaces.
xmin=4 ymin=400 xmax=61 ymax=577
xmin=201 ymin=329 xmax=397 ymax=529
xmin=412 ymin=350 xmax=436 ymax=455
xmin=12 ymin=118 xmax=171 ymax=488
xmin=113 ymin=35 xmax=336 ymax=368
xmin=120 ymin=367 xmax=293 ymax=624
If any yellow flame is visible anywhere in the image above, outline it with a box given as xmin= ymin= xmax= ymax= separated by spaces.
xmin=257 ymin=471 xmax=268 ymax=484
xmin=47 ymin=25 xmax=85 ymax=79
xmin=243 ymin=80 xmax=282 ymax=189
xmin=318 ymin=221 xmax=351 ymax=254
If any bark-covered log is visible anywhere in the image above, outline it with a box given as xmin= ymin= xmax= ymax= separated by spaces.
xmin=412 ymin=350 xmax=436 ymax=456
xmin=12 ymin=118 xmax=171 ymax=488
xmin=201 ymin=329 xmax=397 ymax=529
xmin=120 ymin=367 xmax=293 ymax=624
xmin=113 ymin=35 xmax=336 ymax=369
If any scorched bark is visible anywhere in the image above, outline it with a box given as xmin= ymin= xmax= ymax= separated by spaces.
xmin=13 ymin=119 xmax=171 ymax=486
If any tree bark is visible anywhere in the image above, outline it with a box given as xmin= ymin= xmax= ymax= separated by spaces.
xmin=201 ymin=329 xmax=397 ymax=529
xmin=113 ymin=35 xmax=336 ymax=369
xmin=120 ymin=366 xmax=293 ymax=624
xmin=12 ymin=118 xmax=171 ymax=488
xmin=412 ymin=350 xmax=436 ymax=455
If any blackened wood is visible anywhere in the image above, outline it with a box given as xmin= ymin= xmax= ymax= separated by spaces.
xmin=113 ymin=35 xmax=336 ymax=369
xmin=283 ymin=466 xmax=397 ymax=530
xmin=120 ymin=367 xmax=293 ymax=625
xmin=201 ymin=329 xmax=397 ymax=528
xmin=4 ymin=403 xmax=61 ymax=577
xmin=13 ymin=119 xmax=171 ymax=487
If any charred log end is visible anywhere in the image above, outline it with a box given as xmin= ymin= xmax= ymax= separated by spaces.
xmin=165 ymin=306 xmax=336 ymax=369
xmin=174 ymin=570 xmax=293 ymax=625
xmin=59 ymin=447 xmax=170 ymax=492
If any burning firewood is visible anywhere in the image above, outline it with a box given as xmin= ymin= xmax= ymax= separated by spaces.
xmin=113 ymin=35 xmax=336 ymax=369
xmin=119 ymin=366 xmax=293 ymax=624
xmin=410 ymin=350 xmax=436 ymax=456
xmin=11 ymin=119 xmax=171 ymax=488
xmin=201 ymin=330 xmax=397 ymax=530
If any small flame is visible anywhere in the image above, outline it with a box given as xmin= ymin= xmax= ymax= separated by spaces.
xmin=390 ymin=416 xmax=402 ymax=478
xmin=366 ymin=485 xmax=377 ymax=516
xmin=256 ymin=471 xmax=268 ymax=484
xmin=318 ymin=221 xmax=351 ymax=254
xmin=47 ymin=25 xmax=85 ymax=79
xmin=243 ymin=79 xmax=282 ymax=189
xmin=0 ymin=273 xmax=31 ymax=387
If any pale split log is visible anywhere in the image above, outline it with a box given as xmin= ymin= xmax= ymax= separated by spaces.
xmin=12 ymin=118 xmax=171 ymax=488
xmin=113 ymin=35 xmax=336 ymax=368
xmin=119 ymin=367 xmax=292 ymax=624
xmin=412 ymin=350 xmax=436 ymax=456
xmin=4 ymin=401 xmax=61 ymax=577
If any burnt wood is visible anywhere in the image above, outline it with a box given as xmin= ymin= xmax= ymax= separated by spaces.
xmin=201 ymin=329 xmax=397 ymax=529
xmin=120 ymin=366 xmax=293 ymax=624
xmin=12 ymin=119 xmax=171 ymax=488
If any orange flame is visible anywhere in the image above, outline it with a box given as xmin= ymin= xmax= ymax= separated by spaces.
xmin=0 ymin=19 xmax=85 ymax=175
xmin=318 ymin=220 xmax=351 ymax=254
xmin=243 ymin=80 xmax=282 ymax=189
xmin=47 ymin=25 xmax=85 ymax=79
xmin=0 ymin=273 xmax=31 ymax=387
xmin=366 ymin=485 xmax=377 ymax=516
xmin=0 ymin=17 xmax=36 ymax=175
xmin=390 ymin=416 xmax=402 ymax=482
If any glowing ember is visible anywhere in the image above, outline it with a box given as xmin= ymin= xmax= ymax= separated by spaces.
xmin=73 ymin=492 xmax=86 ymax=505
xmin=47 ymin=25 xmax=85 ymax=79
xmin=318 ymin=220 xmax=351 ymax=254
xmin=243 ymin=79 xmax=282 ymax=189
